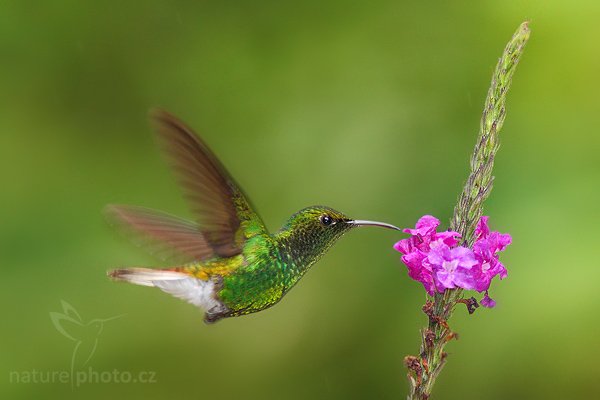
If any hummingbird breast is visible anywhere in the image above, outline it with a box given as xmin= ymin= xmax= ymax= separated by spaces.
xmin=216 ymin=229 xmax=335 ymax=319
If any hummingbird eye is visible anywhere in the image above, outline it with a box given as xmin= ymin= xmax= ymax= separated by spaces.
xmin=319 ymin=214 xmax=333 ymax=226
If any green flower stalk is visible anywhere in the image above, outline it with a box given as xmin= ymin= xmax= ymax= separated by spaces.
xmin=451 ymin=21 xmax=531 ymax=245
xmin=403 ymin=22 xmax=530 ymax=399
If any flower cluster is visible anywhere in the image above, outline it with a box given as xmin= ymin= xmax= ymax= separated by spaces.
xmin=393 ymin=215 xmax=511 ymax=307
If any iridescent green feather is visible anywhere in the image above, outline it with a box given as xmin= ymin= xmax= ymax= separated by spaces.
xmin=217 ymin=207 xmax=353 ymax=316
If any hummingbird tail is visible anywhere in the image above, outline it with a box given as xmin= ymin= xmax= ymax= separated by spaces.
xmin=107 ymin=267 xmax=187 ymax=287
xmin=107 ymin=268 xmax=226 ymax=314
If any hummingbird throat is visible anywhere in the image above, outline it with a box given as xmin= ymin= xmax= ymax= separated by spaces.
xmin=275 ymin=225 xmax=348 ymax=278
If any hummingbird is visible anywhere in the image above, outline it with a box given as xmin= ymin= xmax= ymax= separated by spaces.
xmin=107 ymin=109 xmax=400 ymax=323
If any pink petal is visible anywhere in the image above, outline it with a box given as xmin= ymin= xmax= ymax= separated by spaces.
xmin=434 ymin=230 xmax=461 ymax=247
xmin=393 ymin=239 xmax=412 ymax=255
xmin=480 ymin=292 xmax=496 ymax=308
xmin=403 ymin=215 xmax=440 ymax=236
xmin=450 ymin=246 xmax=478 ymax=269
xmin=475 ymin=216 xmax=490 ymax=239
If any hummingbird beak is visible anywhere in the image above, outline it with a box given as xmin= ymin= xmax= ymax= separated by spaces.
xmin=346 ymin=220 xmax=401 ymax=230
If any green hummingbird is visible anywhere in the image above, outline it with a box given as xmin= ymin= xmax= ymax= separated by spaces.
xmin=107 ymin=109 xmax=400 ymax=323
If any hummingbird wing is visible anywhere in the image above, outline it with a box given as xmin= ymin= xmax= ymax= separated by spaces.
xmin=151 ymin=109 xmax=266 ymax=257
xmin=105 ymin=205 xmax=215 ymax=263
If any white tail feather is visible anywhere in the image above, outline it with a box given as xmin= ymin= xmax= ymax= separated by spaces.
xmin=108 ymin=268 xmax=186 ymax=287
xmin=108 ymin=268 xmax=225 ymax=312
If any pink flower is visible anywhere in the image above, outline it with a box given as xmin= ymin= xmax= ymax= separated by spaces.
xmin=403 ymin=215 xmax=440 ymax=237
xmin=394 ymin=215 xmax=511 ymax=309
xmin=401 ymin=250 xmax=436 ymax=295
xmin=471 ymin=217 xmax=512 ymax=293
xmin=428 ymin=243 xmax=478 ymax=292
xmin=480 ymin=292 xmax=496 ymax=308
xmin=394 ymin=216 xmax=461 ymax=295
xmin=393 ymin=215 xmax=461 ymax=255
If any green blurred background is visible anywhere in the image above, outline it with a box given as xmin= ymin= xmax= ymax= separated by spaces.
xmin=1 ymin=1 xmax=599 ymax=399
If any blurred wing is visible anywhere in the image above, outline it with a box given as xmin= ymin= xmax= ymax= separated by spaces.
xmin=105 ymin=204 xmax=215 ymax=263
xmin=151 ymin=109 xmax=265 ymax=257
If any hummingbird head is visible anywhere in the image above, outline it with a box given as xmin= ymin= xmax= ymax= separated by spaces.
xmin=277 ymin=206 xmax=400 ymax=264
xmin=284 ymin=206 xmax=354 ymax=243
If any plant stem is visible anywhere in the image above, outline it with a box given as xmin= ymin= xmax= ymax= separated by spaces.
xmin=405 ymin=21 xmax=530 ymax=400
